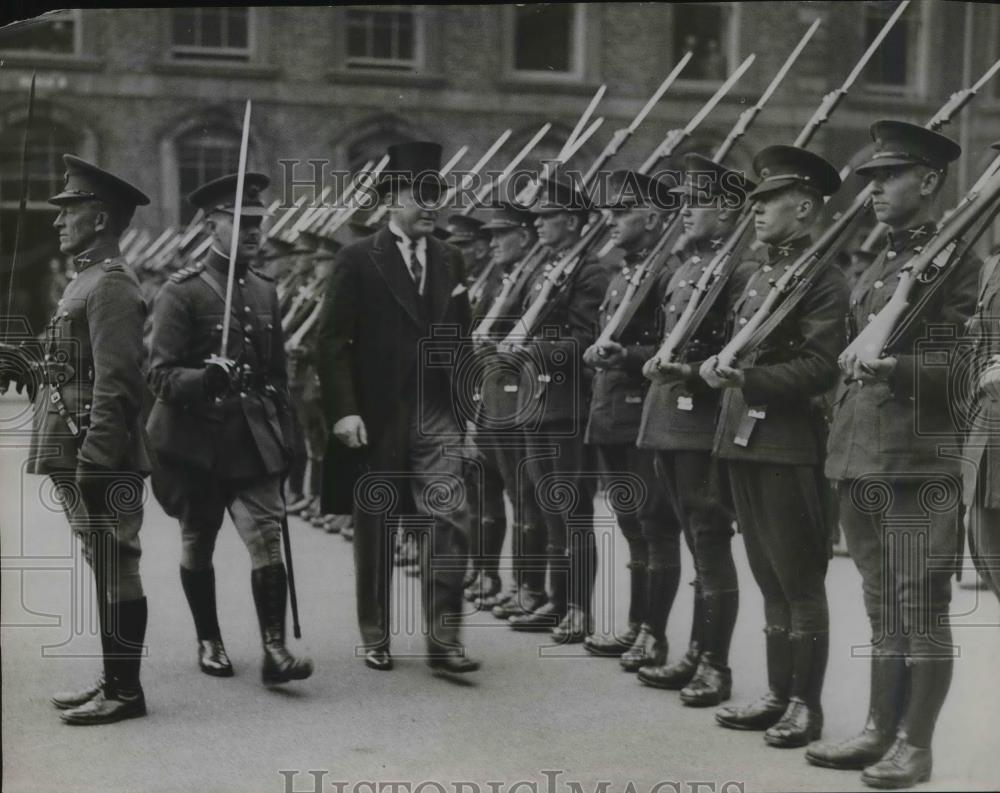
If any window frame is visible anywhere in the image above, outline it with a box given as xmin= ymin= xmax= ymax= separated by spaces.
xmin=342 ymin=5 xmax=425 ymax=73
xmin=505 ymin=3 xmax=587 ymax=83
xmin=859 ymin=1 xmax=929 ymax=98
xmin=670 ymin=2 xmax=741 ymax=88
xmin=0 ymin=9 xmax=83 ymax=57
xmin=169 ymin=7 xmax=255 ymax=63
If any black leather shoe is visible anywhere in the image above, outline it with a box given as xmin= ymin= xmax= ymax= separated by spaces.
xmin=51 ymin=676 xmax=104 ymax=710
xmin=764 ymin=697 xmax=823 ymax=747
xmin=806 ymin=726 xmax=892 ymax=770
xmin=552 ymin=606 xmax=592 ymax=644
xmin=493 ymin=588 xmax=546 ymax=620
xmin=60 ymin=687 xmax=146 ymax=725
xmin=716 ymin=691 xmax=788 ymax=731
xmin=638 ymin=644 xmax=699 ymax=688
xmin=583 ymin=624 xmax=640 ymax=657
xmin=468 ymin=574 xmax=502 ymax=608
xmin=619 ymin=626 xmax=667 ymax=672
xmin=861 ymin=735 xmax=932 ymax=789
xmin=680 ymin=660 xmax=732 ymax=706
xmin=198 ymin=639 xmax=234 ymax=677
xmin=427 ymin=648 xmax=481 ymax=674
xmin=509 ymin=601 xmax=563 ymax=632
xmin=364 ymin=648 xmax=393 ymax=671
xmin=476 ymin=586 xmax=510 ymax=611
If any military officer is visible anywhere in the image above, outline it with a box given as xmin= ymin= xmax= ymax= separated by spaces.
xmin=636 ymin=155 xmax=755 ymax=704
xmin=472 ymin=203 xmax=551 ymax=619
xmin=580 ymin=170 xmax=683 ymax=671
xmin=505 ymin=176 xmax=610 ymax=643
xmin=445 ymin=213 xmax=492 ymax=282
xmin=146 ymin=172 xmax=313 ymax=685
xmin=811 ymin=122 xmax=976 ymax=789
xmin=700 ymin=146 xmax=847 ymax=748
xmin=25 ymin=155 xmax=151 ymax=725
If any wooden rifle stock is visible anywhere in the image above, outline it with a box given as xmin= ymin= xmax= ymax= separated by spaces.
xmin=472 ymin=240 xmax=546 ymax=340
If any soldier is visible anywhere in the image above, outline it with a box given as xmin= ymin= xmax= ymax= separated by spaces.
xmin=473 ymin=204 xmax=551 ymax=619
xmin=146 ymin=172 xmax=313 ymax=685
xmin=811 ymin=122 xmax=976 ymax=789
xmin=580 ymin=170 xmax=682 ymax=671
xmin=25 ymin=155 xmax=151 ymax=725
xmin=699 ymin=146 xmax=847 ymax=748
xmin=505 ymin=176 xmax=610 ymax=642
xmin=636 ymin=155 xmax=754 ymax=704
xmin=316 ymin=141 xmax=480 ymax=674
xmin=446 ymin=214 xmax=510 ymax=604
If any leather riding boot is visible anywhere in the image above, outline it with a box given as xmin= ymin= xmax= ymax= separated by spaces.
xmin=620 ymin=623 xmax=668 ymax=672
xmin=61 ymin=598 xmax=148 ymax=725
xmin=861 ymin=658 xmax=952 ymax=789
xmin=765 ymin=631 xmax=827 ymax=747
xmin=251 ymin=564 xmax=313 ymax=685
xmin=679 ymin=590 xmax=738 ymax=705
xmin=179 ymin=566 xmax=233 ymax=677
xmin=637 ymin=584 xmax=706 ymax=690
xmin=807 ymin=653 xmax=906 ymax=770
xmin=716 ymin=625 xmax=791 ymax=731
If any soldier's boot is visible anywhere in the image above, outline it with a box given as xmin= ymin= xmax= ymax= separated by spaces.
xmin=807 ymin=653 xmax=907 ymax=770
xmin=861 ymin=658 xmax=951 ymax=790
xmin=552 ymin=532 xmax=598 ymax=644
xmin=679 ymin=589 xmax=738 ymax=705
xmin=251 ymin=564 xmax=313 ymax=685
xmin=52 ymin=591 xmax=109 ymax=710
xmin=498 ymin=526 xmax=548 ymax=620
xmin=584 ymin=560 xmax=646 ymax=657
xmin=61 ymin=598 xmax=148 ymax=725
xmin=638 ymin=584 xmax=705 ymax=689
xmin=179 ymin=566 xmax=233 ymax=677
xmin=620 ymin=566 xmax=676 ymax=671
xmin=765 ymin=631 xmax=827 ymax=747
xmin=716 ymin=625 xmax=791 ymax=730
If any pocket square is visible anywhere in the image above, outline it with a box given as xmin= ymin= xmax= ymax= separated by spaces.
xmin=451 ymin=284 xmax=468 ymax=297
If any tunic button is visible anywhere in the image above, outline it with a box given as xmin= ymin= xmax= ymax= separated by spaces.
xmin=238 ymin=278 xmax=245 ymax=286
xmin=84 ymin=403 xmax=91 ymax=410
xmin=739 ymin=317 xmax=748 ymax=325
xmin=868 ymin=313 xmax=877 ymax=323
xmin=763 ymin=265 xmax=772 ymax=272
xmin=749 ymin=289 xmax=757 ymax=297
xmin=668 ymin=305 xmax=676 ymax=312
xmin=611 ymin=290 xmax=618 ymax=297
xmin=244 ymin=323 xmax=252 ymax=332
xmin=887 ymin=250 xmax=897 ymax=259
xmin=216 ymin=324 xmax=223 ymax=331
xmin=244 ymin=306 xmax=251 ymax=313
xmin=874 ymin=280 xmax=884 ymax=289
xmin=691 ymin=256 xmax=701 ymax=264
xmin=679 ymin=280 xmax=687 ymax=287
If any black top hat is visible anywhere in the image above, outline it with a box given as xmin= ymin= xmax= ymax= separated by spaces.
xmin=49 ymin=154 xmax=150 ymax=208
xmin=671 ymin=152 xmax=755 ymax=208
xmin=528 ymin=175 xmax=593 ymax=215
xmin=481 ymin=202 xmax=537 ymax=232
xmin=597 ymin=169 xmax=679 ymax=212
xmin=378 ymin=141 xmax=447 ymax=199
xmin=187 ymin=172 xmax=273 ymax=217
xmin=747 ymin=145 xmax=841 ymax=201
xmin=444 ymin=214 xmax=488 ymax=244
xmin=855 ymin=120 xmax=961 ymax=176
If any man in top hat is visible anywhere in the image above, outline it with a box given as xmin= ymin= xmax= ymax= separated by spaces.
xmin=964 ymin=141 xmax=1000 ymax=605
xmin=473 ymin=203 xmax=551 ymax=619
xmin=316 ymin=141 xmax=481 ymax=674
xmin=699 ymin=145 xmax=848 ymax=748
xmin=579 ymin=170 xmax=682 ymax=672
xmin=636 ymin=154 xmax=756 ymax=703
xmin=504 ymin=175 xmax=610 ymax=643
xmin=146 ymin=172 xmax=313 ymax=686
xmin=21 ymin=155 xmax=152 ymax=724
xmin=813 ymin=122 xmax=978 ymax=789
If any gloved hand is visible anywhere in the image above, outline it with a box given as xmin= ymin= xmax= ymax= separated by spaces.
xmin=203 ymin=355 xmax=237 ymax=398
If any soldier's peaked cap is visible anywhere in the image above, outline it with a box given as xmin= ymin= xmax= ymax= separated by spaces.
xmin=672 ymin=152 xmax=755 ymax=205
xmin=599 ymin=169 xmax=679 ymax=210
xmin=747 ymin=145 xmax=841 ymax=200
xmin=855 ymin=120 xmax=961 ymax=175
xmin=481 ymin=202 xmax=536 ymax=232
xmin=187 ymin=172 xmax=272 ymax=217
xmin=444 ymin=214 xmax=488 ymax=244
xmin=528 ymin=175 xmax=592 ymax=215
xmin=378 ymin=141 xmax=446 ymax=196
xmin=48 ymin=155 xmax=150 ymax=208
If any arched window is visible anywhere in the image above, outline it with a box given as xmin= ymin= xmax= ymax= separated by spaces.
xmin=175 ymin=126 xmax=241 ymax=223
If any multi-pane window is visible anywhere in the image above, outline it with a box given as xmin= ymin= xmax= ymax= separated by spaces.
xmin=862 ymin=1 xmax=921 ymax=94
xmin=0 ymin=10 xmax=79 ymax=55
xmin=0 ymin=121 xmax=81 ymax=207
xmin=177 ymin=129 xmax=241 ymax=223
xmin=171 ymin=8 xmax=251 ymax=61
xmin=672 ymin=3 xmax=731 ymax=81
xmin=345 ymin=7 xmax=420 ymax=71
xmin=512 ymin=4 xmax=581 ymax=75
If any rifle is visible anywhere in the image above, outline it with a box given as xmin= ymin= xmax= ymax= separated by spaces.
xmin=598 ymin=21 xmax=821 ymax=349
xmin=319 ymin=155 xmax=391 ymax=237
xmin=503 ymin=54 xmax=756 ymax=348
xmin=438 ymin=129 xmax=513 ymax=209
xmin=716 ymin=55 xmax=1000 ymax=370
xmin=462 ymin=123 xmax=552 ymax=216
xmin=650 ymin=4 xmax=912 ymax=374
